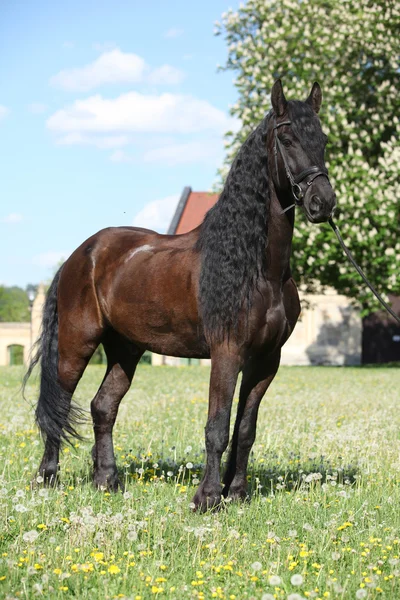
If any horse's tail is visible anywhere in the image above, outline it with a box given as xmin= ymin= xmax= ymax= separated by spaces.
xmin=23 ymin=267 xmax=84 ymax=446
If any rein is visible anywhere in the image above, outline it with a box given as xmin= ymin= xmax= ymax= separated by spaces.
xmin=328 ymin=218 xmax=400 ymax=325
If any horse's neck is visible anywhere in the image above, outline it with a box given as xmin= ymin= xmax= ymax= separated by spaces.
xmin=266 ymin=189 xmax=295 ymax=281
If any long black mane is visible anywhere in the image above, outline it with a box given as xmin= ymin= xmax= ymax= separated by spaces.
xmin=197 ymin=113 xmax=271 ymax=342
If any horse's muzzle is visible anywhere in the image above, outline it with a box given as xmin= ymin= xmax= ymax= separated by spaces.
xmin=305 ymin=189 xmax=336 ymax=223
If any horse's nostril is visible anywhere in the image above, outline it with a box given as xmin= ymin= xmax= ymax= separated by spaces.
xmin=310 ymin=195 xmax=322 ymax=214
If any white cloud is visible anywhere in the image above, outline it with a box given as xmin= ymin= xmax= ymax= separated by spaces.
xmin=28 ymin=103 xmax=48 ymax=114
xmin=132 ymin=195 xmax=179 ymax=233
xmin=57 ymin=132 xmax=130 ymax=149
xmin=47 ymin=92 xmax=234 ymax=136
xmin=147 ymin=65 xmax=184 ymax=85
xmin=51 ymin=49 xmax=145 ymax=91
xmin=32 ymin=251 xmax=68 ymax=267
xmin=0 ymin=105 xmax=9 ymax=120
xmin=164 ymin=28 xmax=184 ymax=39
xmin=1 ymin=213 xmax=23 ymax=224
xmin=50 ymin=48 xmax=184 ymax=91
xmin=143 ymin=139 xmax=223 ymax=166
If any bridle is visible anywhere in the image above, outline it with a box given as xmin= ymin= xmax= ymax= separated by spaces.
xmin=273 ymin=118 xmax=330 ymax=213
xmin=272 ymin=116 xmax=400 ymax=327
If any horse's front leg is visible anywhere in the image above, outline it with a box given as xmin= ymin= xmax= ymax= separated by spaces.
xmin=192 ymin=349 xmax=241 ymax=511
xmin=222 ymin=349 xmax=281 ymax=500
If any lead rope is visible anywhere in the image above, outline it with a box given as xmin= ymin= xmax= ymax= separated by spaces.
xmin=328 ymin=217 xmax=400 ymax=325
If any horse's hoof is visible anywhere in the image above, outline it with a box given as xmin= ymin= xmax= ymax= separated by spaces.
xmin=93 ymin=470 xmax=124 ymax=493
xmin=223 ymin=478 xmax=248 ymax=503
xmin=192 ymin=486 xmax=222 ymax=512
xmin=32 ymin=465 xmax=59 ymax=488
xmin=227 ymin=487 xmax=248 ymax=502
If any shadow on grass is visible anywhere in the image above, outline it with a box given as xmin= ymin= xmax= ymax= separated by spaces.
xmin=359 ymin=362 xmax=400 ymax=368
xmin=117 ymin=452 xmax=359 ymax=494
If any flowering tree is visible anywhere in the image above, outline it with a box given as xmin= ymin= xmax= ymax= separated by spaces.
xmin=216 ymin=0 xmax=400 ymax=312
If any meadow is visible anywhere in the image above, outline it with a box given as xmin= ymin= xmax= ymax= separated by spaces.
xmin=1 ymin=364 xmax=400 ymax=600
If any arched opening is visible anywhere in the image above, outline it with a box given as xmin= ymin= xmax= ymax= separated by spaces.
xmin=8 ymin=344 xmax=24 ymax=366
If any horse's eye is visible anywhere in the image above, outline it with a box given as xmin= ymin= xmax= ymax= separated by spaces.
xmin=282 ymin=138 xmax=292 ymax=147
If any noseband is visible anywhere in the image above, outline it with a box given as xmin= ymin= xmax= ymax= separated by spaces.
xmin=273 ymin=118 xmax=329 ymax=213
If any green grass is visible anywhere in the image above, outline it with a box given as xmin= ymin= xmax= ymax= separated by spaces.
xmin=1 ymin=364 xmax=400 ymax=599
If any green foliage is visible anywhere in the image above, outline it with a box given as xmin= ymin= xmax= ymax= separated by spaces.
xmin=89 ymin=345 xmax=106 ymax=365
xmin=139 ymin=350 xmax=152 ymax=365
xmin=0 ymin=286 xmax=30 ymax=322
xmin=216 ymin=0 xmax=400 ymax=311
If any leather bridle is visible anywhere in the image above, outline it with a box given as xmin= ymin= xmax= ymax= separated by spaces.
xmin=273 ymin=118 xmax=330 ymax=213
xmin=272 ymin=118 xmax=400 ymax=326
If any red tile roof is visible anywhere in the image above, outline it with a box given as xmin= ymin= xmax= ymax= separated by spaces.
xmin=175 ymin=191 xmax=219 ymax=234
xmin=169 ymin=188 xmax=219 ymax=235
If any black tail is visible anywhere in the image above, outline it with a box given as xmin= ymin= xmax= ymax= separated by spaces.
xmin=23 ymin=267 xmax=84 ymax=446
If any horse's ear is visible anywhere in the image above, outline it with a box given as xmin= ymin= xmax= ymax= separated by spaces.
xmin=306 ymin=82 xmax=322 ymax=114
xmin=271 ymin=79 xmax=287 ymax=117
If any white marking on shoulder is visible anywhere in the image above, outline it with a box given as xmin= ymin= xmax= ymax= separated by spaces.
xmin=124 ymin=244 xmax=153 ymax=263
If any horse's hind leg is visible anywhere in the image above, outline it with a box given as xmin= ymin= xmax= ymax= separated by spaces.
xmin=222 ymin=350 xmax=281 ymax=500
xmin=37 ymin=336 xmax=100 ymax=484
xmin=91 ymin=331 xmax=143 ymax=491
xmin=34 ymin=272 xmax=102 ymax=485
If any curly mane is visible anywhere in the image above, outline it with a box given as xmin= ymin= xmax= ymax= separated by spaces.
xmin=196 ymin=114 xmax=271 ymax=342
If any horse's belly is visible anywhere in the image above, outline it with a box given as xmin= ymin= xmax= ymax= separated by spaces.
xmin=109 ymin=302 xmax=210 ymax=359
xmin=144 ymin=335 xmax=210 ymax=359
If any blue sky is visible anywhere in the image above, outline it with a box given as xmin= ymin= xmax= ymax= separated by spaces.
xmin=0 ymin=0 xmax=240 ymax=287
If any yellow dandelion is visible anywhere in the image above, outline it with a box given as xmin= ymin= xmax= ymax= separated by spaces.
xmin=108 ymin=565 xmax=121 ymax=574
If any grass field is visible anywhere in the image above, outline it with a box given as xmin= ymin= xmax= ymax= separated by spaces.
xmin=1 ymin=364 xmax=400 ymax=600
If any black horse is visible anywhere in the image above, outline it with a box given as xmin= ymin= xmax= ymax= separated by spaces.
xmin=25 ymin=80 xmax=336 ymax=511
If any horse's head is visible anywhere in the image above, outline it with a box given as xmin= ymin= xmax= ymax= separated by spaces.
xmin=270 ymin=79 xmax=336 ymax=223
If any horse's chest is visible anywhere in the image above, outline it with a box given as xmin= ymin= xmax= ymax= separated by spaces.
xmin=251 ymin=280 xmax=300 ymax=353
xmin=256 ymin=303 xmax=288 ymax=349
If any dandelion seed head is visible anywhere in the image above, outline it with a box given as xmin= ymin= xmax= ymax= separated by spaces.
xmin=23 ymin=530 xmax=39 ymax=543
xmin=290 ymin=573 xmax=303 ymax=586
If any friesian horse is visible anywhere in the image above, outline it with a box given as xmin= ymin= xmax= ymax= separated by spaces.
xmin=25 ymin=80 xmax=336 ymax=511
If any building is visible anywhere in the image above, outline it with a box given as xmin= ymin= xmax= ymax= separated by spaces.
xmin=0 ymin=284 xmax=46 ymax=366
xmin=153 ymin=186 xmax=362 ymax=366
